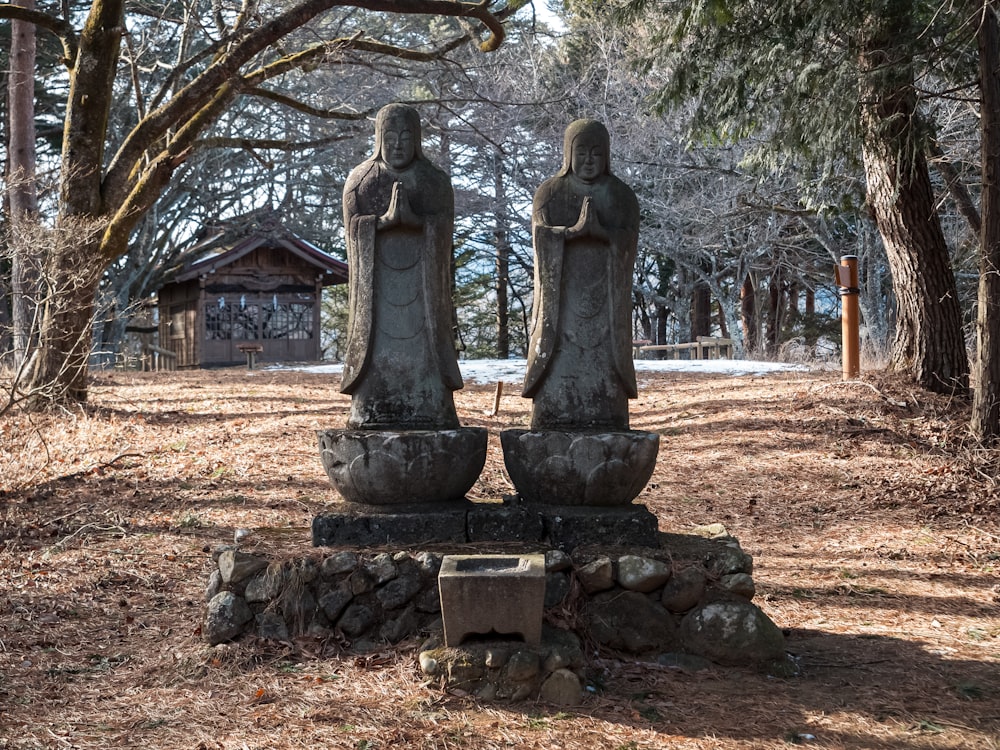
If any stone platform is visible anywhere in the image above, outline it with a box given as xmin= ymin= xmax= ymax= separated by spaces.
xmin=203 ymin=526 xmax=793 ymax=704
xmin=311 ymin=499 xmax=660 ymax=550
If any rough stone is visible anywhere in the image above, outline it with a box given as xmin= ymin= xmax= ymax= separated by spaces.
xmin=616 ymin=555 xmax=671 ymax=593
xmin=306 ymin=623 xmax=335 ymax=639
xmin=690 ymin=523 xmax=731 ymax=540
xmin=708 ymin=545 xmax=753 ymax=576
xmin=584 ymin=590 xmax=677 ymax=654
xmin=475 ymin=683 xmax=498 ymax=701
xmin=212 ymin=544 xmax=235 ymax=562
xmin=447 ymin=656 xmax=485 ymax=688
xmin=504 ymin=650 xmax=540 ymax=682
xmin=419 ymin=651 xmax=439 ymax=675
xmin=245 ymin=563 xmax=286 ymax=603
xmin=545 ymin=571 xmax=571 ymax=608
xmin=205 ymin=569 xmax=223 ymax=602
xmin=539 ymin=668 xmax=583 ymax=706
xmin=545 ymin=549 xmax=573 ymax=572
xmin=510 ymin=683 xmax=534 ymax=701
xmin=380 ymin=604 xmax=420 ymax=643
xmin=542 ymin=628 xmax=584 ymax=672
xmin=204 ymin=592 xmax=253 ymax=645
xmin=218 ymin=550 xmax=268 ymax=585
xmin=337 ymin=603 xmax=376 ymax=637
xmin=660 ymin=565 xmax=707 ymax=613
xmin=376 ymin=569 xmax=423 ymax=610
xmin=414 ymin=585 xmax=440 ymax=613
xmin=484 ymin=647 xmax=512 ymax=669
xmin=318 ymin=585 xmax=353 ymax=622
xmin=256 ymin=611 xmax=291 ymax=641
xmin=576 ymin=556 xmax=614 ymax=594
xmin=296 ymin=558 xmax=319 ymax=584
xmin=350 ymin=567 xmax=376 ymax=595
xmin=365 ymin=553 xmax=398 ymax=585
xmin=679 ymin=600 xmax=786 ymax=666
xmin=720 ymin=572 xmax=756 ymax=599
xmin=321 ymin=551 xmax=359 ymax=578
xmin=414 ymin=551 xmax=442 ymax=577
xmin=281 ymin=587 xmax=318 ymax=632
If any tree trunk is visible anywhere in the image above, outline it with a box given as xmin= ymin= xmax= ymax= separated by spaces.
xmin=492 ymin=149 xmax=510 ymax=359
xmin=740 ymin=273 xmax=758 ymax=355
xmin=859 ymin=18 xmax=970 ymax=395
xmin=655 ymin=302 xmax=668 ymax=356
xmin=765 ymin=267 xmax=783 ymax=354
xmin=690 ymin=279 xmax=711 ymax=341
xmin=972 ymin=1 xmax=1000 ymax=442
xmin=18 ymin=0 xmax=123 ymax=404
xmin=716 ymin=300 xmax=729 ymax=338
xmin=7 ymin=0 xmax=39 ymax=368
xmin=26 ymin=232 xmax=103 ymax=404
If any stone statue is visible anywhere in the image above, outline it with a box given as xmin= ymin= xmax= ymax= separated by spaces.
xmin=340 ymin=103 xmax=462 ymax=430
xmin=502 ymin=119 xmax=658 ymax=508
xmin=318 ymin=104 xmax=487 ymax=509
xmin=523 ymin=118 xmax=640 ymax=431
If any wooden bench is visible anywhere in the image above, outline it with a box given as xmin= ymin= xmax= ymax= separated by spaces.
xmin=637 ymin=337 xmax=734 ymax=360
xmin=236 ymin=343 xmax=264 ymax=370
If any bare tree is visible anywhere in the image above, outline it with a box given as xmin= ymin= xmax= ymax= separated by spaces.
xmin=5 ymin=0 xmax=39 ymax=368
xmin=973 ymin=0 xmax=1000 ymax=442
xmin=0 ymin=0 xmax=517 ymax=407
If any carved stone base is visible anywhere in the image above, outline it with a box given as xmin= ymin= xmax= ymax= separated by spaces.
xmin=312 ymin=502 xmax=471 ymax=546
xmin=312 ymin=499 xmax=660 ymax=549
xmin=500 ymin=429 xmax=659 ymax=506
xmin=318 ymin=427 xmax=488 ymax=505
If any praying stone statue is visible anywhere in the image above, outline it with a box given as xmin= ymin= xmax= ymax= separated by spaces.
xmin=341 ymin=102 xmax=462 ymax=430
xmin=501 ymin=119 xmax=658 ymax=507
xmin=317 ymin=104 xmax=486 ymax=506
xmin=524 ymin=118 xmax=640 ymax=430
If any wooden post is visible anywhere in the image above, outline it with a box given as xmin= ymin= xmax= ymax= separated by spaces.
xmin=836 ymin=255 xmax=861 ymax=379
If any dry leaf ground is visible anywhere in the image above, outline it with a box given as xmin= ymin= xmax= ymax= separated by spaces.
xmin=1 ymin=366 xmax=999 ymax=749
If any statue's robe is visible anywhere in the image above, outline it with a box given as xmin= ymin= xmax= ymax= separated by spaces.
xmin=524 ymin=142 xmax=639 ymax=431
xmin=341 ymin=150 xmax=461 ymax=430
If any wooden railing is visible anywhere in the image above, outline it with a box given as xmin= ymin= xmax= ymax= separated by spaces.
xmin=142 ymin=343 xmax=177 ymax=371
xmin=635 ymin=336 xmax=735 ymax=360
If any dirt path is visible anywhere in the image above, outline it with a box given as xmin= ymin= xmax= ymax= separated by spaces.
xmin=1 ymin=368 xmax=998 ymax=749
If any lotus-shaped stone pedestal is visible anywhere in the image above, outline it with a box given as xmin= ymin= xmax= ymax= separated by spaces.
xmin=318 ymin=427 xmax=488 ymax=505
xmin=500 ymin=429 xmax=659 ymax=506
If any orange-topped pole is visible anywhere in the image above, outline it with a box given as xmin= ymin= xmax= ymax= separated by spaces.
xmin=836 ymin=255 xmax=860 ymax=379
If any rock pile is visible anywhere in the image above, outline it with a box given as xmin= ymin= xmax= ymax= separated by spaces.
xmin=203 ymin=527 xmax=792 ymax=700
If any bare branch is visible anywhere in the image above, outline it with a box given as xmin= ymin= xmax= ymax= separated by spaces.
xmin=0 ymin=3 xmax=78 ymax=64
xmin=246 ymin=87 xmax=373 ymax=119
xmin=194 ymin=133 xmax=363 ymax=151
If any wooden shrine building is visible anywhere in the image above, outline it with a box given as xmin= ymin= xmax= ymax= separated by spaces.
xmin=156 ymin=221 xmax=348 ymax=368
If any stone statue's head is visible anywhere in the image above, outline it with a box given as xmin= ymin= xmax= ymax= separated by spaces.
xmin=374 ymin=103 xmax=422 ymax=170
xmin=560 ymin=119 xmax=611 ymax=184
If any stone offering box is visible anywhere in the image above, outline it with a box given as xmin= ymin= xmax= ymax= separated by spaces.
xmin=203 ymin=527 xmax=792 ymax=704
xmin=438 ymin=554 xmax=546 ymax=646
